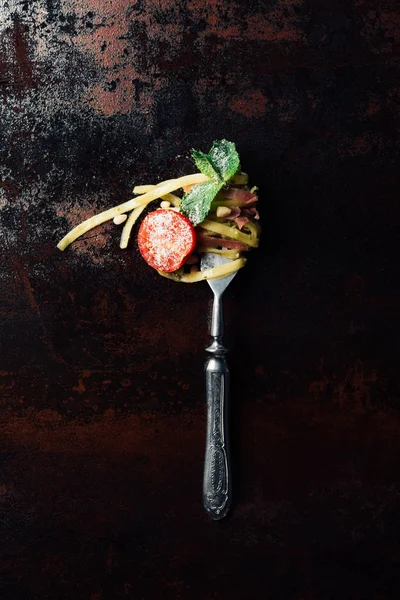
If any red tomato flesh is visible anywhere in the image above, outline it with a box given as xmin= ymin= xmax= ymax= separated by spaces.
xmin=138 ymin=209 xmax=196 ymax=272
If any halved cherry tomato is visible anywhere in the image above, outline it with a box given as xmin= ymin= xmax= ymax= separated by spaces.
xmin=138 ymin=209 xmax=196 ymax=272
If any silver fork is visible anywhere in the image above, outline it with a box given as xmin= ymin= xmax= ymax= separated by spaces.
xmin=200 ymin=253 xmax=238 ymax=520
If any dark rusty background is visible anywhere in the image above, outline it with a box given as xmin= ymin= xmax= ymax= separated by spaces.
xmin=1 ymin=0 xmax=400 ymax=598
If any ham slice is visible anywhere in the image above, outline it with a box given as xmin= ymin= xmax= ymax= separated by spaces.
xmin=225 ymin=207 xmax=241 ymax=219
xmin=234 ymin=216 xmax=249 ymax=230
xmin=218 ymin=187 xmax=257 ymax=205
xmin=242 ymin=207 xmax=260 ymax=220
xmin=196 ymin=231 xmax=249 ymax=251
xmin=224 ymin=206 xmax=259 ymax=229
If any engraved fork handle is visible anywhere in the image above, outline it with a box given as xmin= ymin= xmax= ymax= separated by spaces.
xmin=203 ymin=293 xmax=231 ymax=520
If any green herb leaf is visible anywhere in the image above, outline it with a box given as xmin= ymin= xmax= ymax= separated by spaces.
xmin=180 ymin=180 xmax=222 ymax=226
xmin=180 ymin=139 xmax=240 ymax=226
xmin=191 ymin=150 xmax=222 ymax=182
xmin=208 ymin=139 xmax=240 ymax=182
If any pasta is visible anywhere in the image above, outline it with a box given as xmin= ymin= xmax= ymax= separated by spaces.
xmin=57 ymin=173 xmax=208 ymax=251
xmin=158 ymin=258 xmax=247 ymax=283
xmin=57 ymin=141 xmax=260 ymax=282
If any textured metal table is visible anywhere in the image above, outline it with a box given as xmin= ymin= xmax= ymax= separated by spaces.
xmin=1 ymin=1 xmax=400 ymax=598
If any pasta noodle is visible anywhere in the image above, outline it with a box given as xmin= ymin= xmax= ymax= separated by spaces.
xmin=57 ymin=166 xmax=260 ymax=282
xmin=158 ymin=258 xmax=246 ymax=283
xmin=198 ymin=220 xmax=259 ymax=248
xmin=119 ymin=204 xmax=147 ymax=249
xmin=196 ymin=246 xmax=240 ymax=259
xmin=57 ymin=173 xmax=209 ymax=251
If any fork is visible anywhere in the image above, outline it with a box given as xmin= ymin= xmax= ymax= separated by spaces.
xmin=200 ymin=253 xmax=238 ymax=520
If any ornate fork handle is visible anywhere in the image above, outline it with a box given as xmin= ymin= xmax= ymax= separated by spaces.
xmin=203 ymin=293 xmax=232 ymax=520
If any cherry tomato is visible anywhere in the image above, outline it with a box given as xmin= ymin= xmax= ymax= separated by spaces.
xmin=137 ymin=209 xmax=196 ymax=272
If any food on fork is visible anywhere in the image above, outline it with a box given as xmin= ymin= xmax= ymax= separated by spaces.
xmin=57 ymin=140 xmax=260 ymax=280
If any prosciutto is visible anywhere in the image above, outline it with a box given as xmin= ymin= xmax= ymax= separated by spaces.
xmin=224 ymin=206 xmax=260 ymax=229
xmin=241 ymin=207 xmax=260 ymax=220
xmin=224 ymin=207 xmax=241 ymax=219
xmin=218 ymin=187 xmax=257 ymax=205
xmin=196 ymin=231 xmax=249 ymax=251
xmin=234 ymin=216 xmax=249 ymax=230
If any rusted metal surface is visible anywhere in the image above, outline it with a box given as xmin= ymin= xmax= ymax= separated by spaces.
xmin=1 ymin=0 xmax=400 ymax=597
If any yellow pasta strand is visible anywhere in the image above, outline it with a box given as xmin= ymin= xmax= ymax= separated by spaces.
xmin=158 ymin=258 xmax=246 ymax=283
xmin=198 ymin=220 xmax=259 ymax=248
xmin=119 ymin=205 xmax=147 ymax=249
xmin=57 ymin=173 xmax=208 ymax=251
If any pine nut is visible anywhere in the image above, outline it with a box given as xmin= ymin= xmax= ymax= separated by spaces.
xmin=113 ymin=214 xmax=128 ymax=225
xmin=216 ymin=206 xmax=232 ymax=218
xmin=160 ymin=200 xmax=171 ymax=209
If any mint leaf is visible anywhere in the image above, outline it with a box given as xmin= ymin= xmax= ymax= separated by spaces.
xmin=180 ymin=180 xmax=222 ymax=226
xmin=181 ymin=139 xmax=240 ymax=226
xmin=208 ymin=139 xmax=240 ymax=182
xmin=191 ymin=150 xmax=222 ymax=182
